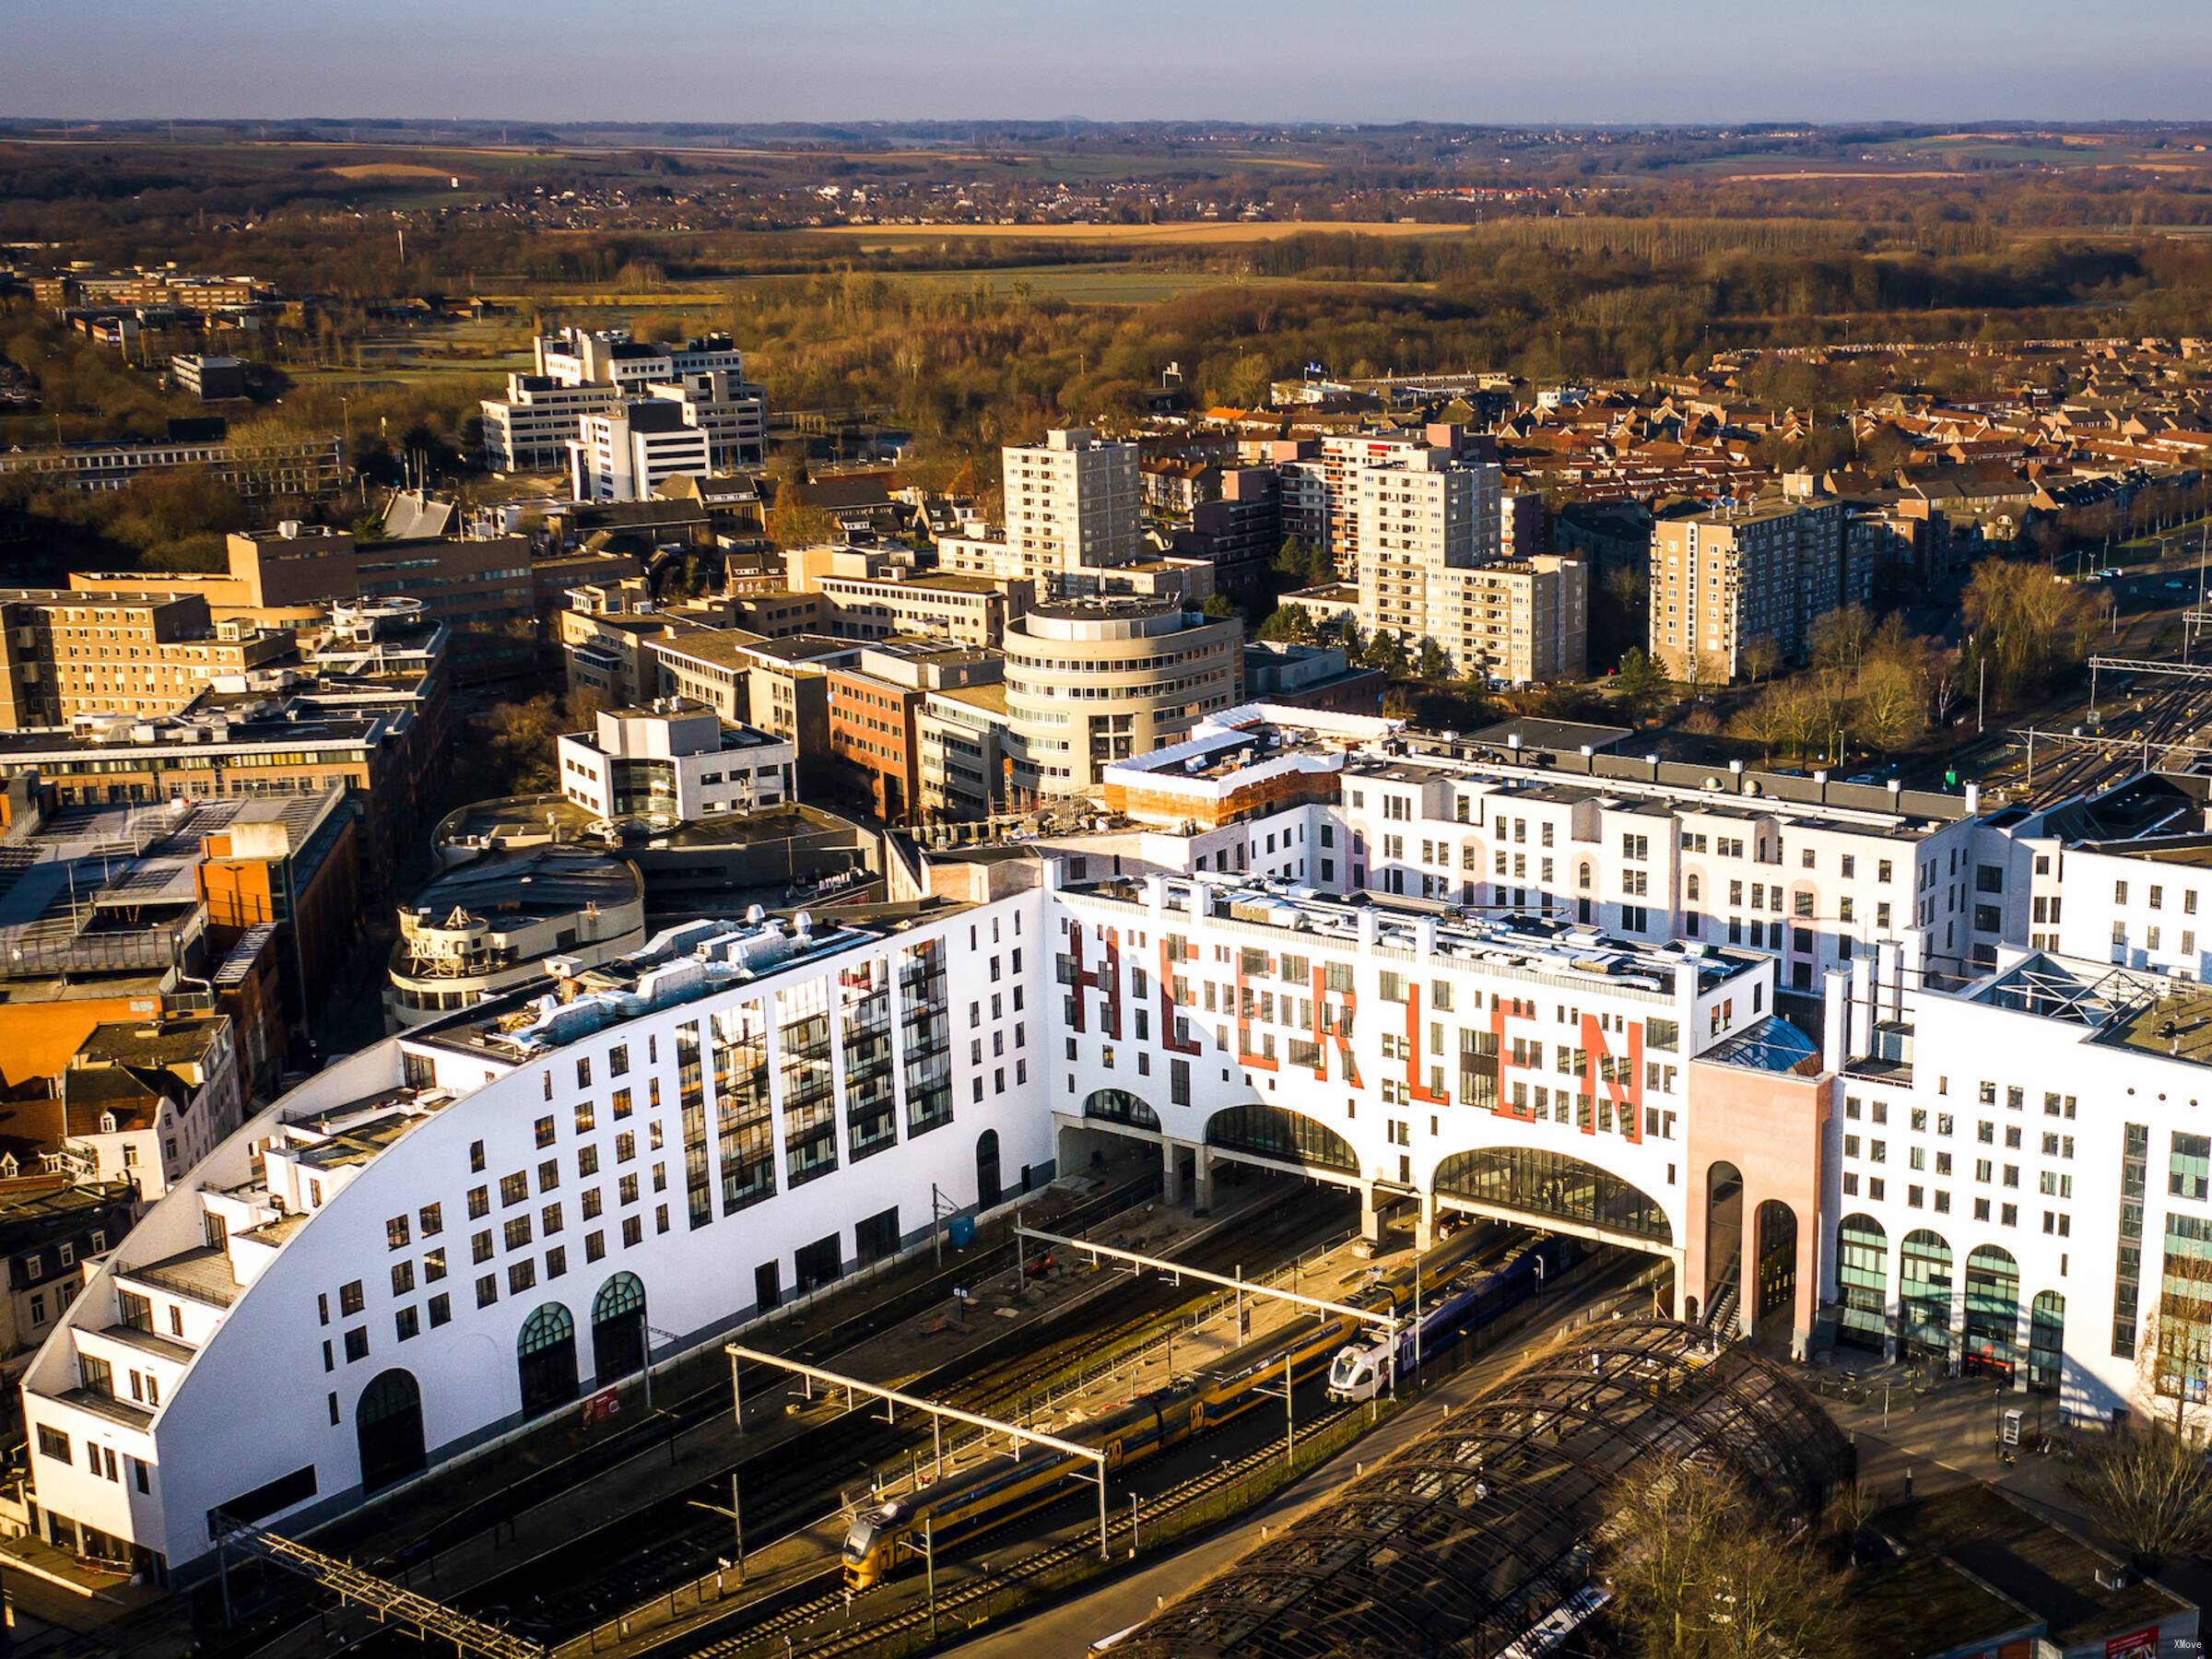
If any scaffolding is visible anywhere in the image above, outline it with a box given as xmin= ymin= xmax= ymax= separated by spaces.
xmin=723 ymin=1344 xmax=1114 ymax=1559
xmin=208 ymin=1513 xmax=542 ymax=1659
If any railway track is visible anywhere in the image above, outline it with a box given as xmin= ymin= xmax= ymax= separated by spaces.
xmin=454 ymin=1184 xmax=1356 ymax=1641
xmin=683 ymin=1405 xmax=1362 ymax=1659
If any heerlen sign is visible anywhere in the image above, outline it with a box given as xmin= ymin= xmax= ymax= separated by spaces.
xmin=2104 ymin=1626 xmax=2159 ymax=1659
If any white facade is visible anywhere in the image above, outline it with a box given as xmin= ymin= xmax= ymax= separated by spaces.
xmin=23 ymin=901 xmax=1044 ymax=1581
xmin=1327 ymin=752 xmax=1983 ymax=994
xmin=569 ymin=406 xmax=713 ymax=504
xmin=556 ymin=702 xmax=795 ymax=825
xmin=1823 ymin=947 xmax=2212 ymax=1427
xmin=485 ymin=329 xmax=766 ymax=474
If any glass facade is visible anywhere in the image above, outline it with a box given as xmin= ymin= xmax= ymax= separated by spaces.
xmin=677 ymin=1020 xmax=710 ymax=1230
xmin=2114 ymin=1123 xmax=2148 ymax=1359
xmin=1836 ymin=1214 xmax=1888 ymax=1353
xmin=841 ymin=959 xmax=896 ymax=1162
xmin=1433 ymin=1146 xmax=1670 ymax=1243
xmin=778 ymin=979 xmax=837 ymax=1187
xmin=1084 ymin=1088 xmax=1161 ymax=1131
xmin=2029 ymin=1291 xmax=2065 ymax=1395
xmin=900 ymin=939 xmax=952 ymax=1137
xmin=1963 ymin=1246 xmax=2020 ymax=1379
xmin=1206 ymin=1103 xmax=1359 ymax=1173
xmin=1899 ymin=1229 xmax=1953 ymax=1360
xmin=709 ymin=1000 xmax=774 ymax=1215
xmin=2156 ymin=1212 xmax=2212 ymax=1405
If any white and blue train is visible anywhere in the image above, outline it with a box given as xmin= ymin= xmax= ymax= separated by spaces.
xmin=1325 ymin=1233 xmax=1579 ymax=1402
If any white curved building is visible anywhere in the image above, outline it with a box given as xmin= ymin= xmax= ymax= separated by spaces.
xmin=24 ymin=899 xmax=1044 ymax=1581
xmin=1004 ymin=600 xmax=1241 ymax=799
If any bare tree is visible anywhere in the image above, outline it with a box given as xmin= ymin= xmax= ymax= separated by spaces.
xmin=2068 ymin=1418 xmax=2212 ymax=1572
xmin=1600 ymin=1455 xmax=1860 ymax=1657
xmin=1740 ymin=637 xmax=1783 ymax=686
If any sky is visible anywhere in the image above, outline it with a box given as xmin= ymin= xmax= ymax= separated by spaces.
xmin=4 ymin=1 xmax=2211 ymax=126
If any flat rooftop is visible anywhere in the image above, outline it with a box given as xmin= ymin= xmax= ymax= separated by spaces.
xmin=1069 ymin=873 xmax=1759 ymax=1000
xmin=401 ymin=848 xmax=640 ymax=927
xmin=1876 ymin=1484 xmax=2185 ymax=1652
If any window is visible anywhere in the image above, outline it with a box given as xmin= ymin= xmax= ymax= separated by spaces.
xmin=500 ymin=1172 xmax=529 ymax=1206
xmin=466 ymin=1185 xmax=489 ymax=1220
xmin=385 ymin=1215 xmax=410 ymax=1251
xmin=343 ymin=1327 xmax=369 ymax=1363
xmin=477 ymin=1275 xmax=498 ymax=1309
xmin=338 ymin=1279 xmax=364 ymax=1316
xmin=395 ymin=1307 xmax=419 ymax=1343
xmin=535 ymin=1116 xmax=556 ymax=1149
xmin=391 ymin=1261 xmax=415 ymax=1297
xmin=428 ymin=1293 xmax=451 ymax=1328
xmin=418 ymin=1203 xmax=441 ymax=1238
xmin=36 ymin=1426 xmax=69 ymax=1465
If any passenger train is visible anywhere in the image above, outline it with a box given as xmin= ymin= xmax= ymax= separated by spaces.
xmin=841 ymin=1220 xmax=1559 ymax=1591
xmin=1324 ymin=1233 xmax=1578 ymax=1403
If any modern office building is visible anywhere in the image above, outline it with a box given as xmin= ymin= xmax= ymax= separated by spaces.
xmin=0 ymin=428 xmax=344 ymax=498
xmin=169 ymin=355 xmax=248 ymax=402
xmin=569 ymin=402 xmax=714 ymax=504
xmin=555 ymin=702 xmax=795 ymax=824
xmin=482 ymin=330 xmax=766 ymax=474
xmin=1003 ymin=600 xmax=1243 ymax=799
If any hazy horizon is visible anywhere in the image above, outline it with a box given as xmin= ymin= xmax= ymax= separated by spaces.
xmin=4 ymin=0 xmax=2210 ymax=128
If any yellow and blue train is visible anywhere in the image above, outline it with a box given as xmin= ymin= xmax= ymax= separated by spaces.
xmin=841 ymin=1221 xmax=1557 ymax=1590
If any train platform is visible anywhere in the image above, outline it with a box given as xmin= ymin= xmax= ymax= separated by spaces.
xmin=523 ymin=1180 xmax=1369 ymax=1656
xmin=230 ymin=1164 xmax=1358 ymax=1659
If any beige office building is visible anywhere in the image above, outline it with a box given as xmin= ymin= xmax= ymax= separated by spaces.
xmin=1003 ymin=600 xmax=1241 ymax=799
xmin=0 ymin=591 xmax=293 ymax=727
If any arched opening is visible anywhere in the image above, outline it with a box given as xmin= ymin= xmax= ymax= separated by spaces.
xmin=1083 ymin=1088 xmax=1161 ymax=1132
xmin=517 ymin=1303 xmax=580 ymax=1418
xmin=976 ymin=1129 xmax=1002 ymax=1209
xmin=1835 ymin=1214 xmax=1888 ymax=1354
xmin=1704 ymin=1161 xmax=1743 ymax=1322
xmin=590 ymin=1273 xmax=646 ymax=1385
xmin=1964 ymin=1245 xmax=2021 ymax=1382
xmin=1436 ymin=1147 xmax=1671 ymax=1244
xmin=1754 ymin=1199 xmax=1799 ymax=1325
xmin=2029 ymin=1290 xmax=2065 ymax=1395
xmin=356 ymin=1369 xmax=425 ymax=1494
xmin=1206 ymin=1103 xmax=1358 ymax=1173
xmin=1900 ymin=1230 xmax=1953 ymax=1365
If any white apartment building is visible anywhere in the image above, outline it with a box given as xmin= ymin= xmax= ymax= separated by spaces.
xmin=999 ymin=429 xmax=1142 ymax=594
xmin=569 ymin=403 xmax=713 ymax=503
xmin=556 ymin=701 xmax=795 ymax=824
xmin=1281 ymin=427 xmax=1478 ymax=578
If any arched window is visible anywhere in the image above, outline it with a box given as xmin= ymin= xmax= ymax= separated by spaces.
xmin=517 ymin=1302 xmax=580 ymax=1417
xmin=976 ymin=1129 xmax=1002 ymax=1208
xmin=590 ymin=1274 xmax=646 ymax=1384
xmin=1965 ymin=1245 xmax=2021 ymax=1381
xmin=1083 ymin=1089 xmax=1161 ymax=1132
xmin=1899 ymin=1230 xmax=1953 ymax=1361
xmin=1437 ymin=1147 xmax=1671 ymax=1244
xmin=1686 ymin=874 xmax=1701 ymax=902
xmin=1836 ymin=1214 xmax=1888 ymax=1353
xmin=356 ymin=1369 xmax=425 ymax=1494
xmin=1577 ymin=863 xmax=1593 ymax=891
xmin=1206 ymin=1103 xmax=1357 ymax=1172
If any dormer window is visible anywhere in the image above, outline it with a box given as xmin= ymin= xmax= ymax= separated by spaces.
xmin=99 ymin=1112 xmax=116 ymax=1135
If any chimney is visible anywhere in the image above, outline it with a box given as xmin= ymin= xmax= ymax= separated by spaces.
xmin=1821 ymin=967 xmax=1850 ymax=1074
